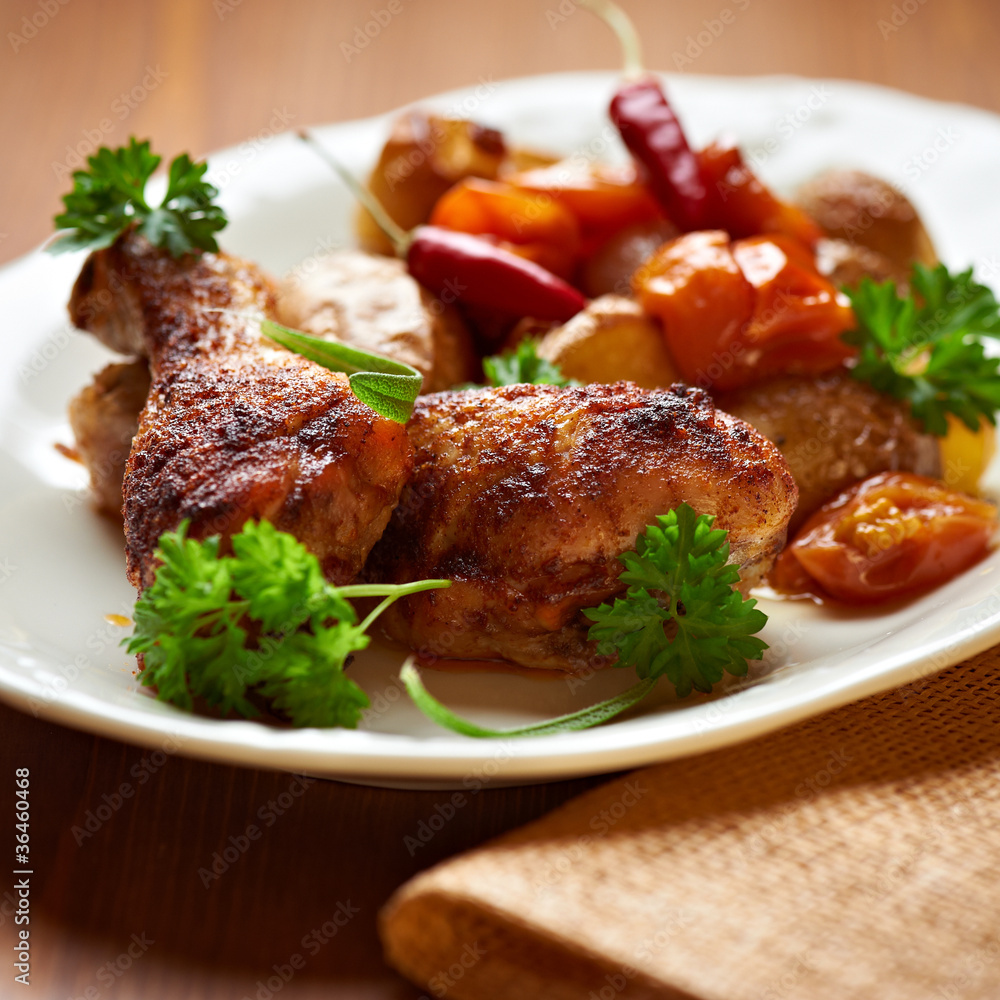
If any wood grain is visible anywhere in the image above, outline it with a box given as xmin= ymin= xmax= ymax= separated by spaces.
xmin=2 ymin=0 xmax=999 ymax=996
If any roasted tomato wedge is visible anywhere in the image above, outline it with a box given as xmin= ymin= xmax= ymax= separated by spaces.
xmin=504 ymin=159 xmax=664 ymax=255
xmin=634 ymin=230 xmax=855 ymax=390
xmin=774 ymin=472 xmax=997 ymax=603
xmin=429 ymin=177 xmax=581 ymax=279
xmin=698 ymin=143 xmax=823 ymax=247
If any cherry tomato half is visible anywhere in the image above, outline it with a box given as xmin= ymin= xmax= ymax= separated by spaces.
xmin=504 ymin=159 xmax=664 ymax=255
xmin=775 ymin=472 xmax=997 ymax=603
xmin=429 ymin=177 xmax=581 ymax=279
xmin=698 ymin=143 xmax=824 ymax=247
xmin=634 ymin=230 xmax=855 ymax=391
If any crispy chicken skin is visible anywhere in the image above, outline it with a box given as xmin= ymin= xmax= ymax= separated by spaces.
xmin=717 ymin=370 xmax=941 ymax=532
xmin=69 ymin=232 xmax=413 ymax=590
xmin=364 ymin=382 xmax=797 ymax=672
xmin=67 ymin=359 xmax=150 ymax=517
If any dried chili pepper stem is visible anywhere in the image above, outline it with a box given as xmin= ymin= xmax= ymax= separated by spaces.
xmin=297 ymin=130 xmax=587 ymax=322
xmin=298 ymin=129 xmax=411 ymax=255
xmin=577 ymin=0 xmax=644 ymax=77
xmin=580 ymin=0 xmax=711 ymax=231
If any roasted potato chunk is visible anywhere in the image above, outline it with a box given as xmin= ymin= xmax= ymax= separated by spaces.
xmin=582 ymin=219 xmax=679 ymax=298
xmin=356 ymin=111 xmax=507 ymax=256
xmin=717 ymin=369 xmax=941 ymax=531
xmin=536 ymin=295 xmax=680 ymax=388
xmin=277 ymin=250 xmax=477 ymax=393
xmin=795 ymin=170 xmax=937 ymax=276
xmin=814 ymin=237 xmax=909 ymax=290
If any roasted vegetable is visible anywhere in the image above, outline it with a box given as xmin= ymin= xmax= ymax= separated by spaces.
xmin=795 ymin=169 xmax=937 ymax=274
xmin=536 ymin=295 xmax=680 ymax=388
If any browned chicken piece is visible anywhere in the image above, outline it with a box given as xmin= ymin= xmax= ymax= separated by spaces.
xmin=69 ymin=232 xmax=413 ymax=591
xmin=364 ymin=382 xmax=797 ymax=673
xmin=67 ymin=359 xmax=150 ymax=517
xmin=795 ymin=169 xmax=937 ymax=273
xmin=276 ymin=250 xmax=478 ymax=393
xmin=717 ymin=369 xmax=941 ymax=533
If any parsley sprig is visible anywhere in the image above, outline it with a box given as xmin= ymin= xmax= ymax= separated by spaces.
xmin=404 ymin=504 xmax=768 ymax=737
xmin=49 ymin=138 xmax=227 ymax=257
xmin=584 ymin=504 xmax=767 ymax=695
xmin=461 ymin=338 xmax=578 ymax=389
xmin=126 ymin=519 xmax=448 ymax=727
xmin=843 ymin=263 xmax=1000 ymax=435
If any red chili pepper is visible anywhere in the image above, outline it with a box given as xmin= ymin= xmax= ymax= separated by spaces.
xmin=609 ymin=78 xmax=710 ymax=232
xmin=407 ymin=226 xmax=587 ymax=321
xmin=296 ymin=131 xmax=588 ymax=324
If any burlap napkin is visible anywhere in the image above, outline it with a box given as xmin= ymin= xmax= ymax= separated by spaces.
xmin=381 ymin=645 xmax=1000 ymax=999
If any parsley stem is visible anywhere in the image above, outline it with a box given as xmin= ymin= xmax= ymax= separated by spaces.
xmin=340 ymin=580 xmax=451 ymax=634
xmin=401 ymin=660 xmax=659 ymax=738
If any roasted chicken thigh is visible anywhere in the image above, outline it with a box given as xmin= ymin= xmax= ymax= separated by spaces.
xmin=364 ymin=382 xmax=797 ymax=672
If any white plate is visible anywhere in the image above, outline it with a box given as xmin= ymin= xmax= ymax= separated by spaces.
xmin=2 ymin=72 xmax=999 ymax=788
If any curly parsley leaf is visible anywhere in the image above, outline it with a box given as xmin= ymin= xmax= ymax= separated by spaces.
xmin=49 ymin=138 xmax=227 ymax=257
xmin=482 ymin=338 xmax=579 ymax=387
xmin=403 ymin=504 xmax=767 ymax=737
xmin=125 ymin=519 xmax=448 ymax=727
xmin=843 ymin=263 xmax=1000 ymax=435
xmin=584 ymin=503 xmax=767 ymax=697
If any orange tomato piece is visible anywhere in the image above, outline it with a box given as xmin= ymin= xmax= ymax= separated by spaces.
xmin=778 ymin=472 xmax=997 ymax=603
xmin=429 ymin=178 xmax=581 ymax=279
xmin=634 ymin=231 xmax=855 ymax=391
xmin=698 ymin=143 xmax=824 ymax=246
xmin=505 ymin=160 xmax=664 ymax=253
xmin=731 ymin=234 xmax=856 ymax=379
xmin=633 ymin=230 xmax=753 ymax=388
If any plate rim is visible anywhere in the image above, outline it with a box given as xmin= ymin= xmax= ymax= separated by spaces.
xmin=2 ymin=70 xmax=999 ymax=785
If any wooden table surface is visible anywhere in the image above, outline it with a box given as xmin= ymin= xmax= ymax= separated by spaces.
xmin=2 ymin=1 xmax=999 ymax=996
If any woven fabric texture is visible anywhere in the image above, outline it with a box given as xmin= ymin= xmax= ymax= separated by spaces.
xmin=382 ymin=644 xmax=1000 ymax=999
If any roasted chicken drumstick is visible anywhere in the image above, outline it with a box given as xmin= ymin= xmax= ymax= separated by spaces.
xmin=364 ymin=382 xmax=797 ymax=672
xmin=69 ymin=233 xmax=413 ymax=590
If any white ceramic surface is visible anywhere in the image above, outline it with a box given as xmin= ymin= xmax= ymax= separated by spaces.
xmin=2 ymin=72 xmax=999 ymax=788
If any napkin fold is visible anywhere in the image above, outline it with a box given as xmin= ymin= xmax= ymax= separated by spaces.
xmin=381 ymin=645 xmax=1000 ymax=999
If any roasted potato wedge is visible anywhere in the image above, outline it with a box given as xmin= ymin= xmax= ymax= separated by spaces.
xmin=795 ymin=169 xmax=937 ymax=275
xmin=277 ymin=250 xmax=477 ymax=393
xmin=536 ymin=295 xmax=680 ymax=388
xmin=356 ymin=111 xmax=507 ymax=256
